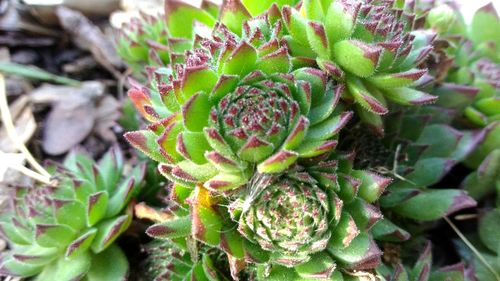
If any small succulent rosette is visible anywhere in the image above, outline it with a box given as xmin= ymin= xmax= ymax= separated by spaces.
xmin=0 ymin=147 xmax=145 ymax=280
xmin=116 ymin=0 xmax=220 ymax=75
xmin=125 ymin=12 xmax=353 ymax=193
xmin=145 ymin=148 xmax=393 ymax=280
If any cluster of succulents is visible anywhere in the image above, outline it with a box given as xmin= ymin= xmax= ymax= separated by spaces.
xmin=0 ymin=147 xmax=145 ymax=280
xmin=3 ymin=0 xmax=500 ymax=281
xmin=116 ymin=0 xmax=495 ymax=280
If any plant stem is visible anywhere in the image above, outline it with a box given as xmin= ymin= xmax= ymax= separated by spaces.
xmin=0 ymin=74 xmax=51 ymax=181
xmin=444 ymin=216 xmax=500 ymax=280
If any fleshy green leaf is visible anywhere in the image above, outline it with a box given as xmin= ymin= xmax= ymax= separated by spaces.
xmin=86 ymin=245 xmax=129 ymax=281
xmin=333 ymin=40 xmax=381 ymax=77
xmin=87 ymin=191 xmax=109 ymax=227
xmin=146 ymin=216 xmax=192 ymax=239
xmin=391 ymin=189 xmax=476 ymax=221
xmin=35 ymin=224 xmax=76 ymax=249
xmin=91 ymin=214 xmax=132 ymax=253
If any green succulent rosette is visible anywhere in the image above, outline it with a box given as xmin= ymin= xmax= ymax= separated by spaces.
xmin=276 ymin=0 xmax=437 ymax=133
xmin=125 ymin=13 xmax=353 ymax=192
xmin=116 ymin=0 xmax=302 ymax=76
xmin=0 ymin=147 xmax=145 ymax=280
xmin=116 ymin=0 xmax=220 ymax=75
xmin=146 ymin=149 xmax=393 ymax=280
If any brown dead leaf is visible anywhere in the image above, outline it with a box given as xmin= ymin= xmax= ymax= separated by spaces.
xmin=134 ymin=202 xmax=173 ymax=223
xmin=30 ymin=81 xmax=105 ymax=155
xmin=94 ymin=94 xmax=120 ymax=142
xmin=56 ymin=6 xmax=123 ymax=76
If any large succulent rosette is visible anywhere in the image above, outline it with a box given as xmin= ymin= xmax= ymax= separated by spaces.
xmin=0 ymin=148 xmax=145 ymax=280
xmin=125 ymin=14 xmax=352 ymax=192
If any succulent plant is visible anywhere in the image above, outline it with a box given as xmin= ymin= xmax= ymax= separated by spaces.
xmin=125 ymin=13 xmax=353 ymax=192
xmin=116 ymin=0 xmax=220 ymax=75
xmin=274 ymin=0 xmax=438 ymax=133
xmin=344 ymin=108 xmax=478 ymax=240
xmin=0 ymin=147 xmax=145 ymax=280
xmin=464 ymin=208 xmax=500 ymax=281
xmin=462 ymin=149 xmax=500 ymax=204
xmin=377 ymin=242 xmax=467 ymax=281
xmin=453 ymin=149 xmax=500 ymax=281
xmin=142 ymin=240 xmax=226 ymax=281
xmin=145 ymin=148 xmax=394 ymax=280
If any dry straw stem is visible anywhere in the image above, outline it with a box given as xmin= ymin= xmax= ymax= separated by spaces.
xmin=0 ymin=74 xmax=51 ymax=184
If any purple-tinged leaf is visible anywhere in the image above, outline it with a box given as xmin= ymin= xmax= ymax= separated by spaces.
xmin=295 ymin=252 xmax=337 ymax=279
xmin=210 ymin=75 xmax=239 ymax=103
xmin=306 ymin=111 xmax=353 ymax=140
xmin=345 ymin=199 xmax=382 ymax=231
xmin=91 ymin=214 xmax=132 ymax=253
xmin=182 ymin=92 xmax=211 ymax=132
xmin=368 ymin=69 xmax=427 ymax=89
xmin=352 ymin=171 xmax=392 ymax=203
xmin=293 ymin=68 xmax=327 ymax=106
xmin=371 ymin=218 xmax=411 ymax=242
xmin=383 ymin=87 xmax=438 ymax=106
xmin=53 ymin=199 xmax=86 ymax=230
xmin=328 ymin=212 xmax=360 ymax=249
xmin=124 ymin=130 xmax=166 ymax=163
xmin=316 ymin=58 xmax=344 ymax=80
xmin=306 ymin=21 xmax=331 ymax=60
xmin=283 ymin=116 xmax=310 ymax=150
xmin=177 ymin=131 xmax=211 ymax=165
xmin=157 ymin=120 xmax=184 ymax=164
xmin=282 ymin=6 xmax=309 ymax=46
xmin=329 ymin=233 xmax=382 ymax=270
xmin=347 ymin=78 xmax=388 ymax=115
xmin=220 ymin=0 xmax=251 ymax=35
xmin=257 ymin=150 xmax=299 ymax=173
xmin=392 ymin=189 xmax=476 ymax=221
xmin=221 ymin=41 xmax=257 ymax=77
xmin=106 ymin=179 xmax=135 ymax=218
xmin=65 ymin=228 xmax=97 ymax=258
xmin=308 ymin=84 xmax=342 ymax=125
xmin=180 ymin=66 xmax=218 ymax=102
xmin=87 ymin=191 xmax=109 ymax=227
xmin=191 ymin=186 xmax=223 ymax=246
xmin=237 ymin=136 xmax=275 ymax=162
xmin=35 ymin=224 xmax=76 ymax=248
xmin=324 ymin=1 xmax=360 ymax=44
xmin=146 ymin=216 xmax=191 ymax=239
xmin=256 ymin=47 xmax=292 ymax=75
xmin=333 ymin=40 xmax=382 ymax=77
xmin=204 ymin=173 xmax=247 ymax=192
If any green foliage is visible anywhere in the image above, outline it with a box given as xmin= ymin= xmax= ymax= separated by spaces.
xmin=0 ymin=147 xmax=145 ymax=280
